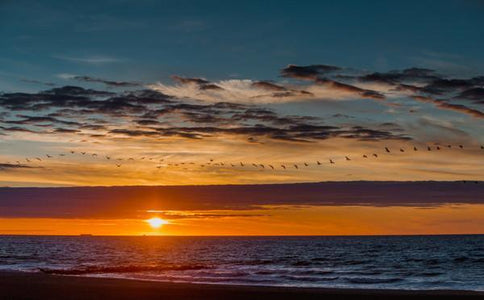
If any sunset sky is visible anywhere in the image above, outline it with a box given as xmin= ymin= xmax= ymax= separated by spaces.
xmin=0 ymin=0 xmax=483 ymax=235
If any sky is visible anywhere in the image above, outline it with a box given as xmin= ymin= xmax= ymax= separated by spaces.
xmin=0 ymin=0 xmax=483 ymax=235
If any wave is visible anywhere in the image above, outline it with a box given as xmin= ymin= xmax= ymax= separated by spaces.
xmin=38 ymin=264 xmax=209 ymax=275
xmin=346 ymin=277 xmax=403 ymax=284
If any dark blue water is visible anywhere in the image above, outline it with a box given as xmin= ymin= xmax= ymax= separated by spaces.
xmin=0 ymin=235 xmax=483 ymax=290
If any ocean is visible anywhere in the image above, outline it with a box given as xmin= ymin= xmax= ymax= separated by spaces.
xmin=0 ymin=235 xmax=483 ymax=291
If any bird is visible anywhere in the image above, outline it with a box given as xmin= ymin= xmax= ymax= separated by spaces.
xmin=231 ymin=164 xmax=235 ymax=167
xmin=140 ymin=157 xmax=145 ymax=160
xmin=106 ymin=156 xmax=111 ymax=160
xmin=35 ymin=157 xmax=42 ymax=161
xmin=317 ymin=161 xmax=322 ymax=165
xmin=363 ymin=155 xmax=368 ymax=158
xmin=115 ymin=164 xmax=121 ymax=167
xmin=81 ymin=152 xmax=86 ymax=155
xmin=269 ymin=165 xmax=274 ymax=170
xmin=70 ymin=151 xmax=75 ymax=154
xmin=427 ymin=146 xmax=431 ymax=151
xmin=385 ymin=147 xmax=390 ymax=153
xmin=294 ymin=164 xmax=299 ymax=169
xmin=92 ymin=153 xmax=98 ymax=157
xmin=447 ymin=145 xmax=452 ymax=149
xmin=304 ymin=163 xmax=308 ymax=166
xmin=413 ymin=146 xmax=418 ymax=151
xmin=252 ymin=163 xmax=258 ymax=168
xmin=436 ymin=146 xmax=441 ymax=150
xmin=281 ymin=164 xmax=286 ymax=169
xmin=481 ymin=145 xmax=484 ymax=150
xmin=46 ymin=154 xmax=52 ymax=158
xmin=400 ymin=148 xmax=405 ymax=152
xmin=459 ymin=145 xmax=463 ymax=149
xmin=372 ymin=154 xmax=378 ymax=158
xmin=240 ymin=162 xmax=244 ymax=166
xmin=345 ymin=156 xmax=351 ymax=161
xmin=156 ymin=166 xmax=161 ymax=169
xmin=210 ymin=159 xmax=214 ymax=162
xmin=259 ymin=164 xmax=265 ymax=168
xmin=329 ymin=159 xmax=335 ymax=164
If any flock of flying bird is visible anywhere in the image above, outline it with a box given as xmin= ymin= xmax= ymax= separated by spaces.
xmin=4 ymin=143 xmax=483 ymax=172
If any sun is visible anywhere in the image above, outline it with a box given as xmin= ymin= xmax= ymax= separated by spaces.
xmin=146 ymin=217 xmax=167 ymax=229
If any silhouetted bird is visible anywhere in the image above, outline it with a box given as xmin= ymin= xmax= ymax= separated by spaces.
xmin=372 ymin=154 xmax=378 ymax=158
xmin=345 ymin=156 xmax=351 ymax=161
xmin=329 ymin=159 xmax=335 ymax=164
xmin=400 ymin=148 xmax=404 ymax=152
xmin=46 ymin=154 xmax=52 ymax=158
xmin=281 ymin=165 xmax=286 ymax=169
xmin=427 ymin=146 xmax=431 ymax=151
xmin=35 ymin=157 xmax=42 ymax=161
xmin=106 ymin=156 xmax=111 ymax=160
xmin=317 ymin=161 xmax=322 ymax=165
xmin=240 ymin=162 xmax=244 ymax=166
xmin=116 ymin=164 xmax=121 ymax=167
xmin=81 ymin=152 xmax=86 ymax=155
xmin=304 ymin=163 xmax=308 ymax=166
xmin=413 ymin=146 xmax=418 ymax=151
xmin=252 ymin=163 xmax=258 ymax=168
xmin=436 ymin=146 xmax=441 ymax=150
xmin=259 ymin=164 xmax=265 ymax=168
xmin=269 ymin=165 xmax=274 ymax=170
xmin=70 ymin=151 xmax=75 ymax=154
xmin=385 ymin=147 xmax=390 ymax=153
xmin=294 ymin=164 xmax=299 ymax=169
xmin=447 ymin=145 xmax=452 ymax=149
xmin=459 ymin=145 xmax=463 ymax=149
xmin=363 ymin=155 xmax=368 ymax=158
xmin=92 ymin=154 xmax=98 ymax=157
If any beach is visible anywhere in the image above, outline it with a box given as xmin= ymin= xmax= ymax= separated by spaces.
xmin=1 ymin=271 xmax=483 ymax=300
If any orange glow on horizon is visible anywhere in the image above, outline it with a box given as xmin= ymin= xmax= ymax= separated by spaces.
xmin=1 ymin=204 xmax=483 ymax=236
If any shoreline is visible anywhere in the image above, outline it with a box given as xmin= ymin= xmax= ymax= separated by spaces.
xmin=1 ymin=271 xmax=483 ymax=299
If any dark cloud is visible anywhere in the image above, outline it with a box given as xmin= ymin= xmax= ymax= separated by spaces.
xmin=315 ymin=78 xmax=385 ymax=100
xmin=72 ymin=75 xmax=141 ymax=87
xmin=0 ymin=182 xmax=482 ymax=218
xmin=0 ymin=163 xmax=35 ymax=171
xmin=412 ymin=96 xmax=484 ymax=119
xmin=171 ymin=75 xmax=223 ymax=90
xmin=281 ymin=64 xmax=342 ymax=80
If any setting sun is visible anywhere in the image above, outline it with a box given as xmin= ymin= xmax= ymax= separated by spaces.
xmin=146 ymin=217 xmax=167 ymax=229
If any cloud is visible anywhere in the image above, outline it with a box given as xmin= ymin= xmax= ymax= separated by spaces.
xmin=0 ymin=182 xmax=482 ymax=218
xmin=281 ymin=64 xmax=342 ymax=80
xmin=69 ymin=75 xmax=141 ymax=87
xmin=0 ymin=163 xmax=35 ymax=171
xmin=53 ymin=55 xmax=124 ymax=64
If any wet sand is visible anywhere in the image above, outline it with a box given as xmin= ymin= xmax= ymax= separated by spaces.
xmin=0 ymin=271 xmax=482 ymax=300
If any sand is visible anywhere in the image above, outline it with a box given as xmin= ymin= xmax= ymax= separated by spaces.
xmin=0 ymin=271 xmax=482 ymax=300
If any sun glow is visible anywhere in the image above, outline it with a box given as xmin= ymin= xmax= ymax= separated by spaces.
xmin=146 ymin=217 xmax=167 ymax=229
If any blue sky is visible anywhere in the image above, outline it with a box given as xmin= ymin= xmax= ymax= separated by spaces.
xmin=2 ymin=0 xmax=484 ymax=91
